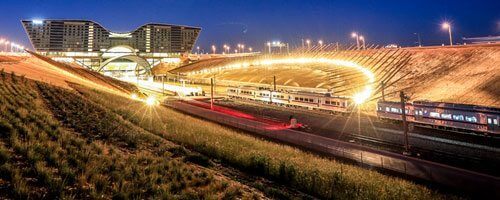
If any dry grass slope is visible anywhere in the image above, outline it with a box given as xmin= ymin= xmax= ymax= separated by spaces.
xmin=0 ymin=70 xmax=254 ymax=199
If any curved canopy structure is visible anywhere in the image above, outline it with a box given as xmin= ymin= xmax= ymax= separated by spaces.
xmin=98 ymin=55 xmax=152 ymax=75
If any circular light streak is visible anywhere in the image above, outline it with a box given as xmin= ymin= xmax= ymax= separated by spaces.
xmin=196 ymin=58 xmax=376 ymax=104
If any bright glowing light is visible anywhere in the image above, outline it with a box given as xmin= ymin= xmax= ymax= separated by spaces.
xmin=359 ymin=36 xmax=364 ymax=41
xmin=318 ymin=40 xmax=323 ymax=45
xmin=442 ymin=22 xmax=450 ymax=29
xmin=351 ymin=32 xmax=358 ymax=38
xmin=306 ymin=39 xmax=311 ymax=44
xmin=131 ymin=93 xmax=138 ymax=100
xmin=32 ymin=19 xmax=43 ymax=25
xmin=145 ymin=96 xmax=157 ymax=106
xmin=200 ymin=58 xmax=375 ymax=104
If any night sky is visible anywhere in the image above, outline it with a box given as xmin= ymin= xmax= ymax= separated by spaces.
xmin=1 ymin=0 xmax=499 ymax=51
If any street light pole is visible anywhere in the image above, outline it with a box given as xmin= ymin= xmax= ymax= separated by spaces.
xmin=447 ymin=26 xmax=453 ymax=46
xmin=442 ymin=22 xmax=453 ymax=46
xmin=352 ymin=32 xmax=360 ymax=49
xmin=359 ymin=36 xmax=365 ymax=49
xmin=413 ymin=33 xmax=422 ymax=47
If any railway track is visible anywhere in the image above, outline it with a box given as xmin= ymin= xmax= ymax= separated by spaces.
xmin=347 ymin=133 xmax=484 ymax=167
xmin=213 ymin=98 xmax=500 ymax=175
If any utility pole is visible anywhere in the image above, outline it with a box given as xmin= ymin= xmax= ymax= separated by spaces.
xmin=210 ymin=78 xmax=214 ymax=110
xmin=400 ymin=91 xmax=410 ymax=155
xmin=273 ymin=75 xmax=276 ymax=91
xmin=162 ymin=75 xmax=165 ymax=95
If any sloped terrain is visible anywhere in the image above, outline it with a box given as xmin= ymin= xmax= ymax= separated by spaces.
xmin=174 ymin=44 xmax=499 ymax=107
xmin=0 ymin=72 xmax=262 ymax=199
xmin=387 ymin=44 xmax=499 ymax=107
xmin=0 ymin=53 xmax=137 ymax=95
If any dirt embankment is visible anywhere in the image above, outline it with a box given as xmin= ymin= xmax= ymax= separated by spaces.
xmin=387 ymin=44 xmax=500 ymax=107
xmin=0 ymin=53 xmax=137 ymax=96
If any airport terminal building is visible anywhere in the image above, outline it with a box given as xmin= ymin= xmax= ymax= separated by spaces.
xmin=21 ymin=19 xmax=201 ymax=75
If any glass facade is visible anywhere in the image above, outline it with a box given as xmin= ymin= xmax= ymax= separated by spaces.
xmin=21 ymin=20 xmax=201 ymax=54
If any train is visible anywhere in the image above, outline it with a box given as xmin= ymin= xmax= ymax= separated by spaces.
xmin=377 ymin=100 xmax=500 ymax=136
xmin=226 ymin=86 xmax=353 ymax=113
xmin=226 ymin=86 xmax=500 ymax=136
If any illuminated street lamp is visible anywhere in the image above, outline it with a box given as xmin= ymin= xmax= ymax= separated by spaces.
xmin=241 ymin=44 xmax=245 ymax=53
xmin=196 ymin=46 xmax=200 ymax=54
xmin=4 ymin=41 xmax=10 ymax=52
xmin=318 ymin=40 xmax=323 ymax=51
xmin=359 ymin=36 xmax=365 ymax=49
xmin=351 ymin=32 xmax=360 ymax=49
xmin=0 ymin=39 xmax=4 ymax=52
xmin=267 ymin=42 xmax=271 ymax=53
xmin=211 ymin=45 xmax=216 ymax=54
xmin=306 ymin=39 xmax=311 ymax=49
xmin=248 ymin=47 xmax=252 ymax=52
xmin=442 ymin=22 xmax=453 ymax=46
xmin=10 ymin=43 xmax=16 ymax=52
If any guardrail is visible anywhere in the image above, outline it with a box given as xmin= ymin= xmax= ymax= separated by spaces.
xmin=167 ymin=100 xmax=500 ymax=197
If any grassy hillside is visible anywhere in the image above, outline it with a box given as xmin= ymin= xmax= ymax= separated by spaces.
xmin=0 ymin=67 xmax=454 ymax=199
xmin=72 ymin=81 xmax=450 ymax=199
xmin=0 ymin=70 xmax=254 ymax=199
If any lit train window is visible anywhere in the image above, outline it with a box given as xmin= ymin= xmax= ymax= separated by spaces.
xmin=386 ymin=107 xmax=390 ymax=112
xmin=390 ymin=108 xmax=399 ymax=113
xmin=487 ymin=118 xmax=492 ymax=124
xmin=430 ymin=112 xmax=440 ymax=118
xmin=452 ymin=115 xmax=464 ymax=121
xmin=465 ymin=116 xmax=477 ymax=123
xmin=441 ymin=114 xmax=452 ymax=119
xmin=494 ymin=119 xmax=498 ymax=125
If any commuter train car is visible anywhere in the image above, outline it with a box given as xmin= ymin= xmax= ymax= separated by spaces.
xmin=377 ymin=100 xmax=500 ymax=135
xmin=227 ymin=86 xmax=353 ymax=113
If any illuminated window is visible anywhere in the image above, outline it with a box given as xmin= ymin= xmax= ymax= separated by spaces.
xmin=441 ymin=113 xmax=452 ymax=119
xmin=452 ymin=115 xmax=464 ymax=121
xmin=494 ymin=119 xmax=498 ymax=125
xmin=386 ymin=107 xmax=390 ymax=112
xmin=465 ymin=116 xmax=477 ymax=123
xmin=390 ymin=108 xmax=399 ymax=113
xmin=430 ymin=112 xmax=440 ymax=118
xmin=487 ymin=118 xmax=492 ymax=124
